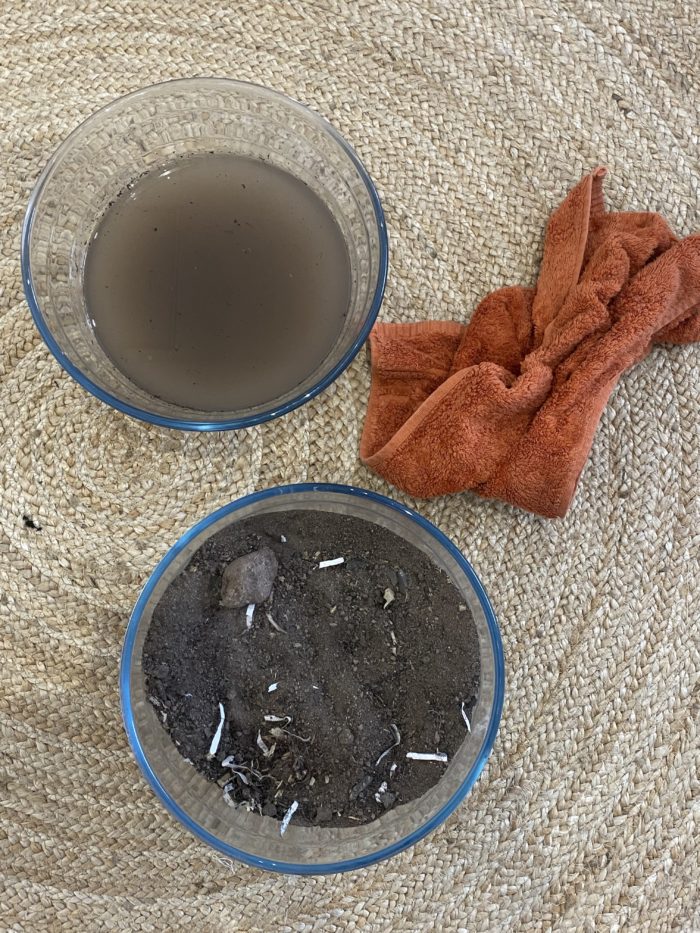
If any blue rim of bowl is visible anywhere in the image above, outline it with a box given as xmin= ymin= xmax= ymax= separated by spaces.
xmin=20 ymin=78 xmax=389 ymax=432
xmin=120 ymin=482 xmax=505 ymax=874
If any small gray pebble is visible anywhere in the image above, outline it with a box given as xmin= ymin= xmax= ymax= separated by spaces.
xmin=384 ymin=568 xmax=398 ymax=589
xmin=349 ymin=774 xmax=373 ymax=800
xmin=396 ymin=569 xmax=409 ymax=595
xmin=345 ymin=558 xmax=366 ymax=573
xmin=293 ymin=756 xmax=307 ymax=781
xmin=339 ymin=727 xmax=354 ymax=747
xmin=379 ymin=791 xmax=397 ymax=809
xmin=220 ymin=548 xmax=279 ymax=608
xmin=262 ymin=802 xmax=278 ymax=818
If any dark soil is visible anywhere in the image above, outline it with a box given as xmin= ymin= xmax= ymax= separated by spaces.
xmin=143 ymin=509 xmax=480 ymax=829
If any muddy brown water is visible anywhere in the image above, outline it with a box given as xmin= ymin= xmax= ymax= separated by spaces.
xmin=84 ymin=154 xmax=351 ymax=411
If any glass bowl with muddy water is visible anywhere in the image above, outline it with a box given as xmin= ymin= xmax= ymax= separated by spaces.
xmin=120 ymin=484 xmax=504 ymax=874
xmin=22 ymin=78 xmax=387 ymax=429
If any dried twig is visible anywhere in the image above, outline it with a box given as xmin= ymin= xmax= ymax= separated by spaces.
xmin=256 ymin=731 xmax=276 ymax=758
xmin=461 ymin=701 xmax=472 ymax=733
xmin=269 ymin=726 xmax=312 ymax=743
xmin=279 ymin=800 xmax=299 ymax=835
xmin=318 ymin=557 xmax=344 ymax=568
xmin=406 ymin=752 xmax=448 ymax=763
xmin=221 ymin=756 xmax=263 ymax=780
xmin=266 ymin=612 xmax=287 ymax=634
xmin=207 ymin=703 xmax=225 ymax=758
xmin=375 ymin=723 xmax=401 ymax=765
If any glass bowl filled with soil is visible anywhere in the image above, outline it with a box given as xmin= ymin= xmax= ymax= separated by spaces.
xmin=22 ymin=78 xmax=387 ymax=429
xmin=121 ymin=484 xmax=504 ymax=873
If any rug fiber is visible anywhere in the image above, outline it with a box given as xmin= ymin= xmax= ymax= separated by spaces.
xmin=1 ymin=1 xmax=698 ymax=929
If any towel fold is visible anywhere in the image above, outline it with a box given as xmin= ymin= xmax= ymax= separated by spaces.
xmin=360 ymin=168 xmax=700 ymax=517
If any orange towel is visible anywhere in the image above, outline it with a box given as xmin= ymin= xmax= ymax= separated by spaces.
xmin=360 ymin=169 xmax=700 ymax=518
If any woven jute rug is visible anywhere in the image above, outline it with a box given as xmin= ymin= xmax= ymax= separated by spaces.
xmin=1 ymin=2 xmax=698 ymax=930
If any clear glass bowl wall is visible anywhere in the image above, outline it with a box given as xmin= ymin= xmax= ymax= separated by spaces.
xmin=120 ymin=484 xmax=504 ymax=874
xmin=23 ymin=79 xmax=387 ymax=428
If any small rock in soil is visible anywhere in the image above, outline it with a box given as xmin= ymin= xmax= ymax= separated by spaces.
xmin=379 ymin=791 xmax=397 ymax=809
xmin=221 ymin=547 xmax=279 ymax=607
xmin=349 ymin=774 xmax=373 ymax=800
xmin=385 ymin=568 xmax=398 ymax=587
xmin=313 ymin=805 xmax=333 ymax=823
xmin=339 ymin=726 xmax=354 ymax=747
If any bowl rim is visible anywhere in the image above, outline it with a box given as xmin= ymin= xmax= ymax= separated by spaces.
xmin=21 ymin=77 xmax=389 ymax=431
xmin=120 ymin=482 xmax=505 ymax=874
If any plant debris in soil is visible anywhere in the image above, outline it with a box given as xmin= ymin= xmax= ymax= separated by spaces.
xmin=143 ymin=509 xmax=480 ymax=829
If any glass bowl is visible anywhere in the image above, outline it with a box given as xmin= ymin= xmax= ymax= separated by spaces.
xmin=21 ymin=79 xmax=388 ymax=430
xmin=120 ymin=483 xmax=504 ymax=874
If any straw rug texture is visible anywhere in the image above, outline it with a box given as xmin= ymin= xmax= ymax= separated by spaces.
xmin=1 ymin=2 xmax=698 ymax=930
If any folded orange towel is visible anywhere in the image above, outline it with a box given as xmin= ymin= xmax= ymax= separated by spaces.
xmin=360 ymin=169 xmax=700 ymax=518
